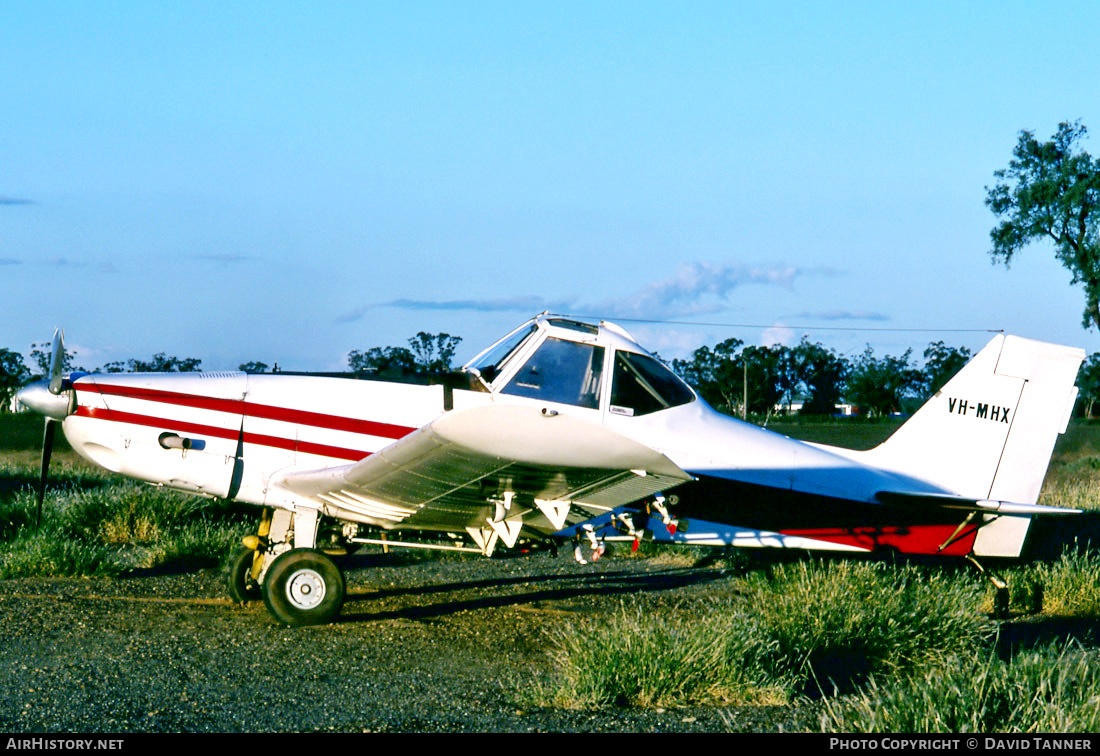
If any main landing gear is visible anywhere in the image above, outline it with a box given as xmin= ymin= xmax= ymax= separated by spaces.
xmin=262 ymin=548 xmax=346 ymax=627
xmin=227 ymin=507 xmax=346 ymax=627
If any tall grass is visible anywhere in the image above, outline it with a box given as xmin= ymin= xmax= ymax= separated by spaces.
xmin=818 ymin=644 xmax=1100 ymax=732
xmin=739 ymin=561 xmax=992 ymax=692
xmin=537 ymin=602 xmax=788 ymax=708
xmin=1039 ymin=476 xmax=1100 ymax=512
xmin=0 ymin=457 xmax=251 ymax=578
xmin=996 ymin=549 xmax=1100 ymax=617
xmin=1036 ymin=422 xmax=1100 ymax=512
xmin=535 ymin=560 xmax=994 ymax=708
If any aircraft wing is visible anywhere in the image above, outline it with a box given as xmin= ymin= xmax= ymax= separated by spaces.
xmin=271 ymin=404 xmax=693 ymax=542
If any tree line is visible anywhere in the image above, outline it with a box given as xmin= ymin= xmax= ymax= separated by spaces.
xmin=669 ymin=337 xmax=969 ymax=418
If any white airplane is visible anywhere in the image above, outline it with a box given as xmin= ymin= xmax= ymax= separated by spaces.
xmin=16 ymin=314 xmax=1085 ymax=625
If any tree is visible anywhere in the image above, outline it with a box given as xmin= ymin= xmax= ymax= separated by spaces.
xmin=0 ymin=349 xmax=31 ymax=412
xmin=986 ymin=121 xmax=1100 ymax=329
xmin=789 ymin=338 xmax=850 ymax=415
xmin=99 ymin=354 xmax=202 ymax=373
xmin=29 ymin=341 xmax=83 ymax=375
xmin=347 ymin=346 xmax=418 ymax=378
xmin=407 ymin=332 xmax=462 ymax=374
xmin=741 ymin=344 xmax=785 ymax=416
xmin=1077 ymin=353 xmax=1100 ymax=418
xmin=773 ymin=345 xmax=802 ymax=414
xmin=671 ymin=338 xmax=743 ymax=414
xmin=921 ymin=341 xmax=971 ymax=398
xmin=670 ymin=338 xmax=786 ymax=416
xmin=348 ymin=332 xmax=462 ymax=379
xmin=238 ymin=361 xmax=270 ymax=373
xmin=846 ymin=346 xmax=923 ymax=417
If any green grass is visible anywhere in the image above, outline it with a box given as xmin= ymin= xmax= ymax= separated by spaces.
xmin=0 ymin=447 xmax=251 ymax=578
xmin=991 ymin=549 xmax=1100 ymax=617
xmin=764 ymin=417 xmax=904 ymax=450
xmin=532 ymin=560 xmax=995 ymax=708
xmin=1030 ymin=550 xmax=1100 ymax=616
xmin=739 ymin=561 xmax=993 ymax=691
xmin=534 ymin=601 xmax=790 ymax=708
xmin=1030 ymin=421 xmax=1100 ymax=512
xmin=0 ymin=479 xmax=251 ymax=578
xmin=818 ymin=644 xmax=1100 ymax=733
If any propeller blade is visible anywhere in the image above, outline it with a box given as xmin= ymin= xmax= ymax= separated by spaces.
xmin=48 ymin=328 xmax=66 ymax=395
xmin=36 ymin=419 xmax=57 ymax=532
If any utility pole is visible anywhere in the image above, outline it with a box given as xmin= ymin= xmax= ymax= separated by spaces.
xmin=742 ymin=356 xmax=748 ymax=421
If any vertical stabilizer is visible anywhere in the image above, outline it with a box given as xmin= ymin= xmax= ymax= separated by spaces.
xmin=861 ymin=335 xmax=1084 ymax=504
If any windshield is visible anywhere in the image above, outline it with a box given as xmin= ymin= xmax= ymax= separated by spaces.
xmin=464 ymin=323 xmax=538 ymax=384
xmin=502 ymin=337 xmax=605 ymax=409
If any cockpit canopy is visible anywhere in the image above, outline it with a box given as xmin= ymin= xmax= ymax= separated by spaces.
xmin=463 ymin=315 xmax=695 ymax=416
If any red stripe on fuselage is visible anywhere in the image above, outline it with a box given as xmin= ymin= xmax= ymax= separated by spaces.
xmin=778 ymin=525 xmax=979 ymax=557
xmin=73 ymin=406 xmax=372 ymax=462
xmin=78 ymin=381 xmax=415 ymax=440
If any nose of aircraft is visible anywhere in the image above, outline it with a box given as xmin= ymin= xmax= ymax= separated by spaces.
xmin=16 ymin=379 xmax=72 ymax=420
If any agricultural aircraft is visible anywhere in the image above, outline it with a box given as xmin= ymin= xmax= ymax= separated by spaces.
xmin=15 ymin=314 xmax=1085 ymax=625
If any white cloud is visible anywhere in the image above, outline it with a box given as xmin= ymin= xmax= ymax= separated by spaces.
xmin=589 ymin=261 xmax=805 ymax=320
xmin=761 ymin=323 xmax=796 ymax=347
xmin=792 ymin=310 xmax=889 ymax=322
xmin=339 ymin=260 xmax=833 ymax=324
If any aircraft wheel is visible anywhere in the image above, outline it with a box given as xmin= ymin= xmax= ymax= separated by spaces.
xmin=227 ymin=547 xmax=262 ymax=603
xmin=262 ymin=548 xmax=345 ymax=627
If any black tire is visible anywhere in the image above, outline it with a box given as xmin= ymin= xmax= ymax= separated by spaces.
xmin=227 ymin=547 xmax=261 ymax=603
xmin=261 ymin=548 xmax=345 ymax=627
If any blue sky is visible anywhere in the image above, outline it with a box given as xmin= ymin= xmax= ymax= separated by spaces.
xmin=3 ymin=1 xmax=1100 ymax=372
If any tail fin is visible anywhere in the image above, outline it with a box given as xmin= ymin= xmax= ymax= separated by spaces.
xmin=862 ymin=335 xmax=1084 ymax=504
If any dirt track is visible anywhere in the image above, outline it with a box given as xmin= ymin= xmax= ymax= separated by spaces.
xmin=0 ymin=551 xmax=814 ymax=733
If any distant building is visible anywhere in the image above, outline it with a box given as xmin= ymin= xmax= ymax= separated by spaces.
xmin=777 ymin=393 xmax=856 ymax=416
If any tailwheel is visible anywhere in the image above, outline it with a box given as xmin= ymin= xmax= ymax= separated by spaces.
xmin=227 ymin=546 xmax=262 ymax=603
xmin=262 ymin=548 xmax=346 ymax=627
xmin=966 ymin=554 xmax=1012 ymax=619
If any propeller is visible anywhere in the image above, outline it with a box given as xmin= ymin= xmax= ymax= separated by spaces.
xmin=47 ymin=327 xmax=65 ymax=395
xmin=15 ymin=328 xmax=71 ymax=532
xmin=36 ymin=419 xmax=57 ymax=531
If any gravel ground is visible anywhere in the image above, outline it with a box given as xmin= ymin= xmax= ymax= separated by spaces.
xmin=0 ymin=550 xmax=818 ymax=734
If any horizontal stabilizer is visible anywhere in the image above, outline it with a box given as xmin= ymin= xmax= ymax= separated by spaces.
xmin=876 ymin=490 xmax=1080 ymax=516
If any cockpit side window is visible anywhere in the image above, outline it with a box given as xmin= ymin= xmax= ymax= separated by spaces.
xmin=501 ymin=337 xmax=605 ymax=409
xmin=610 ymin=351 xmax=695 ymax=417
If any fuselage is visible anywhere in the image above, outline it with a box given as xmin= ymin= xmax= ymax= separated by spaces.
xmin=44 ymin=312 xmax=1078 ymax=560
xmin=57 ymin=363 xmax=973 ymax=555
